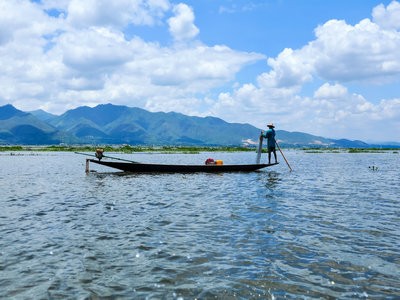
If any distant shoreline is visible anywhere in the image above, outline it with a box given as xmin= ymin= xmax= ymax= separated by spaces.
xmin=0 ymin=145 xmax=398 ymax=154
xmin=0 ymin=145 xmax=254 ymax=154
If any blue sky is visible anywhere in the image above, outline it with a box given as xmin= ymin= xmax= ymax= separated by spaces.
xmin=0 ymin=0 xmax=399 ymax=142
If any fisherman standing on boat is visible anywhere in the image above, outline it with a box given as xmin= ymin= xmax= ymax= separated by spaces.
xmin=262 ymin=123 xmax=277 ymax=164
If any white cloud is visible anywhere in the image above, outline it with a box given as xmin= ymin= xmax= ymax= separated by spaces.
xmin=149 ymin=45 xmax=263 ymax=87
xmin=168 ymin=3 xmax=199 ymax=41
xmin=39 ymin=0 xmax=70 ymax=11
xmin=0 ymin=0 xmax=60 ymax=45
xmin=312 ymin=18 xmax=400 ymax=83
xmin=57 ymin=27 xmax=131 ymax=72
xmin=372 ymin=0 xmax=400 ymax=30
xmin=260 ymin=17 xmax=400 ymax=88
xmin=67 ymin=0 xmax=170 ymax=29
xmin=0 ymin=0 xmax=262 ymax=115
xmin=313 ymin=83 xmax=348 ymax=99
xmin=209 ymin=79 xmax=400 ymax=141
xmin=263 ymin=48 xmax=314 ymax=88
xmin=218 ymin=2 xmax=267 ymax=14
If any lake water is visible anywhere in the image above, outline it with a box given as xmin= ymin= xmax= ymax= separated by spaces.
xmin=0 ymin=150 xmax=399 ymax=299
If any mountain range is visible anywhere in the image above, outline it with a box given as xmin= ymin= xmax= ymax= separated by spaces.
xmin=0 ymin=103 xmax=393 ymax=148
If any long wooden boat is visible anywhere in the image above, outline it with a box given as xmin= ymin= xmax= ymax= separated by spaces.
xmin=87 ymin=159 xmax=278 ymax=173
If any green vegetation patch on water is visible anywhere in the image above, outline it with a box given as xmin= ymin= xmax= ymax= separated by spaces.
xmin=302 ymin=147 xmax=398 ymax=154
xmin=0 ymin=146 xmax=24 ymax=152
xmin=347 ymin=148 xmax=388 ymax=153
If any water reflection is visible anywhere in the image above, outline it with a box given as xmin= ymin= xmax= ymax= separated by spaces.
xmin=264 ymin=171 xmax=282 ymax=190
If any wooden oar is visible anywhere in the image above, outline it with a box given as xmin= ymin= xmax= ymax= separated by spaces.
xmin=275 ymin=141 xmax=292 ymax=171
xmin=75 ymin=152 xmax=140 ymax=164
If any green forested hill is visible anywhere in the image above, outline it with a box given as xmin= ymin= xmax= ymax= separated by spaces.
xmin=0 ymin=103 xmax=378 ymax=147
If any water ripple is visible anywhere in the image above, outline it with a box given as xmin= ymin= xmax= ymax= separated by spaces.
xmin=0 ymin=151 xmax=399 ymax=298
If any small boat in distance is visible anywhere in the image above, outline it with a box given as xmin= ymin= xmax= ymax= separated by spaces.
xmin=87 ymin=158 xmax=278 ymax=173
